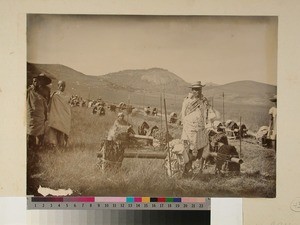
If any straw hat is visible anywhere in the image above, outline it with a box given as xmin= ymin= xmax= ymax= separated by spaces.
xmin=33 ymin=73 xmax=52 ymax=85
xmin=189 ymin=81 xmax=205 ymax=89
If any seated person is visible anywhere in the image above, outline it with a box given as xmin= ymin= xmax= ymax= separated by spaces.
xmin=107 ymin=112 xmax=132 ymax=142
xmin=215 ymin=135 xmax=240 ymax=174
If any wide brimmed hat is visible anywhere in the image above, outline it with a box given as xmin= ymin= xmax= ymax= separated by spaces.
xmin=33 ymin=73 xmax=52 ymax=85
xmin=189 ymin=81 xmax=205 ymax=89
xmin=269 ymin=95 xmax=277 ymax=102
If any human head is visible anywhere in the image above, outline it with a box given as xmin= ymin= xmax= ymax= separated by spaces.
xmin=58 ymin=80 xmax=66 ymax=92
xmin=214 ymin=133 xmax=228 ymax=148
xmin=32 ymin=77 xmax=40 ymax=89
xmin=190 ymin=81 xmax=205 ymax=98
xmin=33 ymin=73 xmax=52 ymax=86
xmin=117 ymin=112 xmax=125 ymax=121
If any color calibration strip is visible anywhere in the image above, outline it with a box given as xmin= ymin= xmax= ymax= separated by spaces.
xmin=27 ymin=197 xmax=210 ymax=210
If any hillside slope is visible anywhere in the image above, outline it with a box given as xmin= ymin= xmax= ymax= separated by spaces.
xmin=27 ymin=63 xmax=276 ymax=108
xmin=101 ymin=68 xmax=189 ymax=95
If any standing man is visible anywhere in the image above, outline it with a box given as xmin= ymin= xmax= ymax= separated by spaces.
xmin=47 ymin=81 xmax=71 ymax=148
xmin=268 ymin=95 xmax=277 ymax=149
xmin=37 ymin=73 xmax=51 ymax=104
xmin=27 ymin=74 xmax=51 ymax=150
xmin=181 ymin=81 xmax=209 ymax=175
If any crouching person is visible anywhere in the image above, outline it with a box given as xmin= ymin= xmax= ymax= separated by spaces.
xmin=214 ymin=135 xmax=241 ymax=175
xmin=97 ymin=113 xmax=133 ymax=171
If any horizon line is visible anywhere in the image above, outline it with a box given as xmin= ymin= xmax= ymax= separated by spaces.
xmin=27 ymin=61 xmax=277 ymax=87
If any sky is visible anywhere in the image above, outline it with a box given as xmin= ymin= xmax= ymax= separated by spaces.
xmin=27 ymin=15 xmax=277 ymax=85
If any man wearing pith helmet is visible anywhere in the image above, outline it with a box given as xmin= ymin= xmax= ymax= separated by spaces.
xmin=181 ymin=81 xmax=209 ymax=175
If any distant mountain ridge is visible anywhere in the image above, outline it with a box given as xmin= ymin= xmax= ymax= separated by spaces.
xmin=27 ymin=62 xmax=276 ymax=108
xmin=100 ymin=68 xmax=189 ymax=94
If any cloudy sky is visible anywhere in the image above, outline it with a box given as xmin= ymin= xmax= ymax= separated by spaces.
xmin=27 ymin=15 xmax=277 ymax=85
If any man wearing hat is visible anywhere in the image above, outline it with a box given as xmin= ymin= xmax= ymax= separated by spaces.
xmin=27 ymin=73 xmax=51 ymax=150
xmin=181 ymin=81 xmax=209 ymax=174
xmin=267 ymin=95 xmax=277 ymax=149
xmin=35 ymin=73 xmax=52 ymax=104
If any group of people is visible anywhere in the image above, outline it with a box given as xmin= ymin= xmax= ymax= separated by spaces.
xmin=180 ymin=81 xmax=277 ymax=175
xmin=69 ymin=95 xmax=86 ymax=107
xmin=144 ymin=106 xmax=158 ymax=116
xmin=27 ymin=73 xmax=71 ymax=150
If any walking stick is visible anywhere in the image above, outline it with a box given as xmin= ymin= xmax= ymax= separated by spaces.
xmin=239 ymin=116 xmax=242 ymax=158
xmin=160 ymin=92 xmax=163 ymax=130
xmin=164 ymin=98 xmax=172 ymax=177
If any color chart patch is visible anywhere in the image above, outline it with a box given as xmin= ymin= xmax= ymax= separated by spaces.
xmin=27 ymin=196 xmax=210 ymax=210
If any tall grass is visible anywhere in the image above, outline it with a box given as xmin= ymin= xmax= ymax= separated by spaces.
xmin=29 ymin=107 xmax=275 ymax=197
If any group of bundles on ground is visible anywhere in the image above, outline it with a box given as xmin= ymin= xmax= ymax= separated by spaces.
xmin=91 ymin=101 xmax=134 ymax=116
xmin=97 ymin=119 xmax=242 ymax=178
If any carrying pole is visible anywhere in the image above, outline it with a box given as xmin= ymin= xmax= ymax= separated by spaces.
xmin=164 ymin=98 xmax=172 ymax=177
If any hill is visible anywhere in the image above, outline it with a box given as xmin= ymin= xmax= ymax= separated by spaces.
xmin=27 ymin=63 xmax=276 ymax=129
xmin=27 ymin=63 xmax=136 ymax=103
xmin=100 ymin=68 xmax=190 ymax=95
xmin=203 ymin=80 xmax=276 ymax=106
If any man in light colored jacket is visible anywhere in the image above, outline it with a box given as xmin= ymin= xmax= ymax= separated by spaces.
xmin=181 ymin=81 xmax=209 ymax=175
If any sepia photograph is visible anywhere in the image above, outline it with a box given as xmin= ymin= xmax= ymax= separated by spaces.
xmin=27 ymin=14 xmax=277 ymax=198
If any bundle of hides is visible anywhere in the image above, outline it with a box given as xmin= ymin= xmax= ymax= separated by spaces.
xmin=97 ymin=140 xmax=125 ymax=171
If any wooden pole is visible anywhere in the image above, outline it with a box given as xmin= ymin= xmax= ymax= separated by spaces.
xmin=239 ymin=116 xmax=242 ymax=157
xmin=97 ymin=151 xmax=166 ymax=159
xmin=222 ymin=92 xmax=225 ymax=123
xmin=127 ymin=94 xmax=130 ymax=122
xmin=164 ymin=98 xmax=172 ymax=177
xmin=160 ymin=92 xmax=163 ymax=130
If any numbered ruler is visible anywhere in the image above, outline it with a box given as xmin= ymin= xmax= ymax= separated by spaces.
xmin=27 ymin=197 xmax=210 ymax=210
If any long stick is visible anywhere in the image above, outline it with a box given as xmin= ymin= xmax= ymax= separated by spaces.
xmin=239 ymin=116 xmax=242 ymax=157
xmin=127 ymin=94 xmax=130 ymax=123
xmin=98 ymin=151 xmax=166 ymax=159
xmin=160 ymin=92 xmax=163 ymax=130
xmin=164 ymin=98 xmax=172 ymax=177
xmin=222 ymin=92 xmax=225 ymax=123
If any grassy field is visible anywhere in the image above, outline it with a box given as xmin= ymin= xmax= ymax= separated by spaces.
xmin=28 ymin=106 xmax=276 ymax=197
